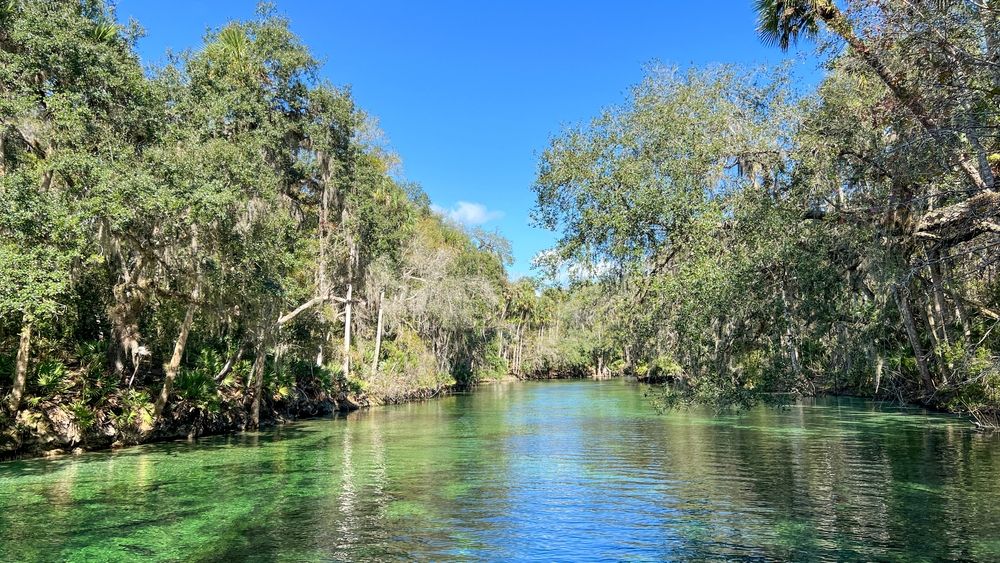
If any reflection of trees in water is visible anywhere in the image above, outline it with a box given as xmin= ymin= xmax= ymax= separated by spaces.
xmin=286 ymin=391 xmax=520 ymax=558
xmin=2 ymin=384 xmax=1000 ymax=560
xmin=581 ymin=398 xmax=1000 ymax=560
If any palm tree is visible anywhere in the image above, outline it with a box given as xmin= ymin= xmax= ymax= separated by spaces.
xmin=753 ymin=1 xmax=914 ymax=108
xmin=756 ymin=0 xmax=993 ymax=194
xmin=753 ymin=0 xmax=946 ymax=147
xmin=213 ymin=25 xmax=259 ymax=77
xmin=753 ymin=0 xmax=824 ymax=50
xmin=218 ymin=26 xmax=250 ymax=62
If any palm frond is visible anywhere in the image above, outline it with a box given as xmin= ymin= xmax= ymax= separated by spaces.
xmin=89 ymin=20 xmax=119 ymax=44
xmin=0 ymin=0 xmax=19 ymax=26
xmin=754 ymin=0 xmax=820 ymax=51
xmin=218 ymin=26 xmax=249 ymax=60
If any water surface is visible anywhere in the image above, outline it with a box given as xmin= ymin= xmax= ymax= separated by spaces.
xmin=2 ymin=380 xmax=999 ymax=561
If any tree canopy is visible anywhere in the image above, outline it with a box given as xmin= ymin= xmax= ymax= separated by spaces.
xmin=534 ymin=0 xmax=1000 ymax=423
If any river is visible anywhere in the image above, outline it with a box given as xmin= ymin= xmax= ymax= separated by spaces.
xmin=1 ymin=379 xmax=999 ymax=561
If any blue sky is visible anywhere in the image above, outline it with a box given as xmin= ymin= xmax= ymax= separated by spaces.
xmin=116 ymin=1 xmax=813 ymax=278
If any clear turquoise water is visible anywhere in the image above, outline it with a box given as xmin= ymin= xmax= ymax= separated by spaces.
xmin=2 ymin=379 xmax=999 ymax=561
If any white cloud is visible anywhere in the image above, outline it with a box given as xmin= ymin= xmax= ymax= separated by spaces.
xmin=432 ymin=201 xmax=503 ymax=226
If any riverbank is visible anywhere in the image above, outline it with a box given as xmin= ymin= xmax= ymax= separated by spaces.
xmin=9 ymin=369 xmax=982 ymax=462
xmin=0 ymin=372 xmax=588 ymax=461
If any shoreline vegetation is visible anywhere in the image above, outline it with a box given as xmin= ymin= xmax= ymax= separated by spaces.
xmin=0 ymin=3 xmax=609 ymax=461
xmin=532 ymin=1 xmax=1000 ymax=427
xmin=2 ymin=1 xmax=1000 ymax=460
xmin=0 ymin=375 xmax=967 ymax=462
xmin=0 ymin=372 xmax=576 ymax=461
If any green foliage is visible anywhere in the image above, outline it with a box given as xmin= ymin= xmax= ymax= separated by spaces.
xmin=532 ymin=0 xmax=1000 ymax=423
xmin=110 ymin=389 xmax=152 ymax=430
xmin=475 ymin=336 xmax=509 ymax=381
xmin=649 ymin=377 xmax=791 ymax=414
xmin=75 ymin=341 xmax=107 ymax=378
xmin=227 ymin=360 xmax=253 ymax=389
xmin=941 ymin=342 xmax=1000 ymax=414
xmin=379 ymin=328 xmax=445 ymax=388
xmin=0 ymin=0 xmax=507 ymax=430
xmin=75 ymin=341 xmax=114 ymax=404
xmin=175 ymin=350 xmax=223 ymax=411
xmin=88 ymin=20 xmax=118 ymax=43
xmin=68 ymin=399 xmax=96 ymax=430
xmin=268 ymin=359 xmax=321 ymax=401
xmin=753 ymin=0 xmax=821 ymax=50
xmin=636 ymin=356 xmax=683 ymax=380
xmin=534 ymin=65 xmax=807 ymax=395
xmin=0 ymin=354 xmax=12 ymax=387
xmin=175 ymin=370 xmax=217 ymax=406
xmin=3 ymin=0 xmax=993 ymax=445
xmin=34 ymin=360 xmax=70 ymax=397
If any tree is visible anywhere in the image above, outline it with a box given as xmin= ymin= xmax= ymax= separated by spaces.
xmin=0 ymin=0 xmax=557 ymax=453
xmin=1 ymin=0 xmax=148 ymax=413
xmin=761 ymin=0 xmax=1000 ymax=412
xmin=534 ymin=65 xmax=807 ymax=405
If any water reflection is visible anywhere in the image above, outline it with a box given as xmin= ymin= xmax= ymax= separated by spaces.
xmin=0 ymin=381 xmax=998 ymax=561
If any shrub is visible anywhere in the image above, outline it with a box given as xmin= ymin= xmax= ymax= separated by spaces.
xmin=35 ymin=360 xmax=70 ymax=396
xmin=69 ymin=399 xmax=97 ymax=430
xmin=111 ymin=389 xmax=152 ymax=430
xmin=75 ymin=340 xmax=108 ymax=378
xmin=175 ymin=368 xmax=219 ymax=411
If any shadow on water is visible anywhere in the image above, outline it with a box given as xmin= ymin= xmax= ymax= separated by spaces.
xmin=0 ymin=423 xmax=334 ymax=479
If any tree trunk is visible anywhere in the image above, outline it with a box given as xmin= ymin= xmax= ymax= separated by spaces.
xmin=215 ymin=343 xmax=244 ymax=382
xmin=151 ymin=230 xmax=200 ymax=423
xmin=318 ymin=186 xmax=329 ymax=296
xmin=924 ymin=299 xmax=942 ymax=356
xmin=371 ymin=290 xmax=384 ymax=375
xmin=152 ymin=299 xmax=197 ymax=422
xmin=342 ymin=282 xmax=353 ymax=378
xmin=916 ymin=191 xmax=1000 ymax=248
xmin=7 ymin=322 xmax=32 ymax=413
xmin=250 ymin=338 xmax=266 ymax=429
xmin=515 ymin=322 xmax=524 ymax=374
xmin=955 ymin=300 xmax=972 ymax=340
xmin=927 ymin=248 xmax=951 ymax=346
xmin=106 ymin=248 xmax=148 ymax=380
xmin=981 ymin=3 xmax=1000 ymax=89
xmin=316 ymin=153 xmax=336 ymax=299
xmin=874 ymin=351 xmax=884 ymax=395
xmin=895 ymin=288 xmax=935 ymax=395
xmin=781 ymin=283 xmax=801 ymax=376
xmin=498 ymin=329 xmax=506 ymax=366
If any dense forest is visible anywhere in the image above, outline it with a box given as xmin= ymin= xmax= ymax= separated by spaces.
xmin=0 ymin=1 xmax=603 ymax=455
xmin=534 ymin=0 xmax=1000 ymax=425
xmin=2 ymin=0 xmax=1000 ymax=457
